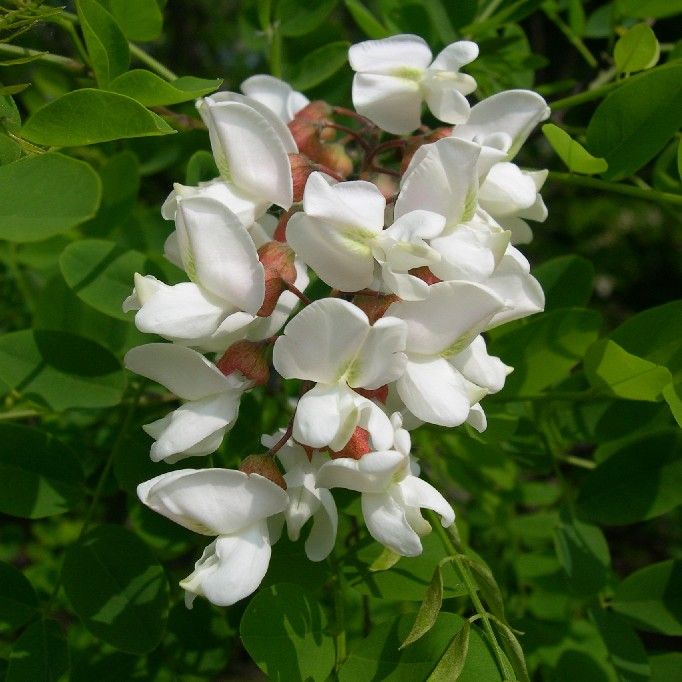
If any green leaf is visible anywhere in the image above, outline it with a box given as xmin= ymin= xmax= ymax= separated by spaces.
xmin=185 ymin=149 xmax=218 ymax=185
xmin=612 ymin=560 xmax=682 ymax=636
xmin=61 ymin=525 xmax=169 ymax=654
xmin=60 ymin=239 xmax=147 ymax=320
xmin=107 ymin=70 xmax=222 ymax=106
xmin=0 ymin=92 xmax=20 ymax=131
xmin=677 ymin=138 xmax=682 ymax=180
xmin=428 ymin=620 xmax=470 ymax=682
xmin=21 ymin=89 xmax=175 ymax=146
xmin=0 ymin=132 xmax=21 ymax=164
xmin=239 ymin=582 xmax=335 ymax=682
xmin=0 ymin=153 xmax=101 ymax=242
xmin=461 ymin=556 xmax=506 ymax=621
xmin=584 ymin=339 xmax=672 ymax=401
xmin=0 ymin=561 xmax=40 ymax=633
xmin=0 ymin=423 xmax=85 ymax=519
xmin=590 ymin=608 xmax=651 ymax=682
xmin=106 ymin=0 xmax=164 ymax=41
xmin=400 ymin=564 xmax=444 ymax=648
xmin=577 ymin=430 xmax=682 ymax=525
xmin=650 ymin=652 xmax=682 ymax=681
xmin=0 ymin=329 xmax=126 ymax=410
xmin=77 ymin=0 xmax=130 ymax=87
xmin=277 ymin=0 xmax=338 ymax=37
xmin=6 ymin=619 xmax=68 ymax=682
xmin=338 ymin=613 xmax=503 ymax=681
xmin=489 ymin=309 xmax=602 ymax=395
xmin=542 ymin=123 xmax=608 ymax=174
xmin=492 ymin=619 xmax=530 ymax=682
xmin=534 ymin=255 xmax=594 ymax=311
xmin=0 ymin=84 xmax=29 ymax=96
xmin=663 ymin=381 xmax=682 ymax=427
xmin=344 ymin=0 xmax=390 ymax=38
xmin=553 ymin=510 xmax=610 ymax=596
xmin=614 ymin=23 xmax=660 ymax=74
xmin=288 ymin=42 xmax=351 ymax=91
xmin=586 ymin=63 xmax=682 ymax=181
xmin=344 ymin=533 xmax=468 ymax=601
xmin=369 ymin=546 xmax=401 ymax=572
xmin=617 ymin=0 xmax=682 ymax=20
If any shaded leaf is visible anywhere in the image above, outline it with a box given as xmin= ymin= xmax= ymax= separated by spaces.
xmin=107 ymin=70 xmax=222 ymax=106
xmin=428 ymin=620 xmax=470 ymax=682
xmin=6 ymin=619 xmax=68 ymax=682
xmin=289 ymin=42 xmax=351 ymax=91
xmin=107 ymin=0 xmax=164 ymax=41
xmin=277 ymin=0 xmax=338 ymax=37
xmin=344 ymin=0 xmax=390 ymax=38
xmin=185 ymin=149 xmax=218 ymax=185
xmin=0 ymin=561 xmax=40 ymax=633
xmin=400 ymin=563 xmax=444 ymax=648
xmin=534 ymin=255 xmax=594 ymax=311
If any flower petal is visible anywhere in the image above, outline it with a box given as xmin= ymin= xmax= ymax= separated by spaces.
xmin=316 ymin=457 xmax=388 ymax=494
xmin=305 ymin=489 xmax=338 ymax=561
xmin=348 ymin=34 xmax=432 ymax=73
xmin=362 ymin=491 xmax=423 ymax=556
xmin=430 ymin=41 xmax=479 ymax=71
xmin=449 ymin=335 xmax=512 ymax=393
xmin=478 ymin=162 xmax=538 ymax=217
xmin=399 ymin=475 xmax=455 ymax=527
xmin=241 ymin=74 xmax=309 ymax=123
xmin=124 ymin=343 xmax=229 ymax=400
xmin=423 ymin=80 xmax=472 ymax=125
xmin=138 ymin=469 xmax=288 ymax=536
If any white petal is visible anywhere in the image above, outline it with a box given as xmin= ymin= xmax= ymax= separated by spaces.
xmin=147 ymin=393 xmax=240 ymax=462
xmin=466 ymin=404 xmax=487 ymax=432
xmin=381 ymin=267 xmax=430 ymax=301
xmin=497 ymin=216 xmax=534 ymax=245
xmin=362 ymin=491 xmax=423 ymax=556
xmin=449 ymin=335 xmax=512 ymax=393
xmin=284 ymin=485 xmax=319 ymax=541
xmin=292 ymin=384 xmax=358 ymax=450
xmin=399 ymin=475 xmax=454 ymax=527
xmin=384 ymin=209 xmax=446 ymax=243
xmin=317 ymin=457 xmax=389 ymax=494
xmin=358 ymin=449 xmax=407 ymax=478
xmin=348 ymin=34 xmax=432 ymax=73
xmin=430 ymin=41 xmax=479 ymax=71
xmin=273 ymin=298 xmax=370 ymax=384
xmin=181 ymin=523 xmax=271 ymax=607
xmin=197 ymin=99 xmax=293 ymax=209
xmin=137 ymin=469 xmax=288 ymax=536
xmin=478 ymin=162 xmax=538 ymax=217
xmin=144 ymin=416 xmax=226 ymax=462
xmin=356 ymin=397 xmax=395 ymax=451
xmin=175 ymin=195 xmax=265 ymax=314
xmin=452 ymin=89 xmax=550 ymax=159
xmin=387 ymin=281 xmax=504 ymax=356
xmin=349 ymin=316 xmax=407 ymax=389
xmin=352 ymin=73 xmax=423 ymax=135
xmin=241 ymin=74 xmax=309 ymax=123
xmin=395 ymin=138 xmax=480 ymax=225
xmin=124 ymin=343 xmax=229 ymax=400
xmin=305 ymin=489 xmax=338 ymax=561
xmin=423 ymin=80 xmax=472 ymax=125
xmin=397 ymin=357 xmax=471 ymax=427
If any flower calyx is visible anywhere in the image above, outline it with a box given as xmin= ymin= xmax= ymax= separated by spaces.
xmin=217 ymin=340 xmax=270 ymax=386
xmin=257 ymin=241 xmax=298 ymax=317
xmin=239 ymin=454 xmax=288 ymax=490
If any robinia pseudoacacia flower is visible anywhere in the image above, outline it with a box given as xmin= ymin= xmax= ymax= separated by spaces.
xmin=126 ymin=33 xmax=549 ymax=609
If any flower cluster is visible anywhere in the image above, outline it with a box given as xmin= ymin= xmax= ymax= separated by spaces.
xmin=125 ymin=34 xmax=549 ymax=608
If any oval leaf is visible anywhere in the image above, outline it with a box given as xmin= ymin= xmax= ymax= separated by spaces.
xmin=0 ymin=153 xmax=101 ymax=242
xmin=533 ymin=255 xmax=594 ymax=311
xmin=107 ymin=70 xmax=222 ymax=106
xmin=6 ymin=619 xmax=68 ymax=682
xmin=400 ymin=564 xmax=444 ymax=649
xmin=0 ymin=424 xmax=85 ymax=519
xmin=0 ymin=561 xmax=40 ymax=632
xmin=108 ymin=0 xmax=164 ymax=41
xmin=61 ymin=525 xmax=169 ymax=654
xmin=542 ymin=123 xmax=608 ymax=174
xmin=289 ymin=41 xmax=351 ymax=91
xmin=240 ymin=582 xmax=336 ymax=682
xmin=60 ymin=239 xmax=147 ymax=320
xmin=0 ymin=329 xmax=126 ymax=410
xmin=21 ymin=89 xmax=175 ymax=146
xmin=586 ymin=63 xmax=682 ymax=181
xmin=614 ymin=23 xmax=660 ymax=74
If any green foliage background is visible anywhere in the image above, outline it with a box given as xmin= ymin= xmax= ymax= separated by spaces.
xmin=0 ymin=1 xmax=681 ymax=680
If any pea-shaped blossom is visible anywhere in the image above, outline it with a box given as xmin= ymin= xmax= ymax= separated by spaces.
xmin=124 ymin=194 xmax=265 ymax=351
xmin=241 ymin=75 xmax=309 ymax=124
xmin=386 ymin=281 xmax=505 ymax=427
xmin=317 ymin=414 xmax=454 ymax=556
xmin=262 ymin=431 xmax=338 ymax=561
xmin=125 ymin=344 xmax=248 ymax=463
xmin=196 ymin=92 xmax=297 ymax=223
xmin=138 ymin=469 xmax=288 ymax=607
xmin=273 ymin=298 xmax=407 ymax=450
xmin=349 ymin=34 xmax=478 ymax=135
xmin=287 ymin=172 xmax=445 ymax=299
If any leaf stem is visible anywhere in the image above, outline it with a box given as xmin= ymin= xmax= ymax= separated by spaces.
xmin=550 ymin=81 xmax=620 ymax=110
xmin=128 ymin=42 xmax=177 ymax=81
xmin=0 ymin=42 xmax=83 ymax=70
xmin=548 ymin=171 xmax=682 ymax=206
xmin=428 ymin=513 xmax=514 ymax=680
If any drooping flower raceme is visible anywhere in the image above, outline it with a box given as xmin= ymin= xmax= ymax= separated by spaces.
xmin=123 ymin=33 xmax=549 ymax=609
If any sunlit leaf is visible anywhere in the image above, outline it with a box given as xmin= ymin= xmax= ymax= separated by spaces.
xmin=542 ymin=123 xmax=608 ymax=174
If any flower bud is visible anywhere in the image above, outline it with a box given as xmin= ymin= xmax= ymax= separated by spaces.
xmin=289 ymin=154 xmax=317 ymax=202
xmin=400 ymin=127 xmax=454 ymax=174
xmin=330 ymin=426 xmax=371 ymax=460
xmin=315 ymin=142 xmax=353 ymax=179
xmin=216 ymin=340 xmax=270 ymax=386
xmin=352 ymin=292 xmax=400 ymax=324
xmin=239 ymin=454 xmax=287 ymax=489
xmin=257 ymin=241 xmax=298 ymax=317
xmin=408 ymin=266 xmax=442 ymax=286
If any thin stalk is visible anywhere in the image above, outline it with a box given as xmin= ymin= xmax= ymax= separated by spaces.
xmin=57 ymin=17 xmax=90 ymax=67
xmin=558 ymin=454 xmax=596 ymax=470
xmin=268 ymin=24 xmax=282 ymax=78
xmin=428 ymin=512 xmax=514 ymax=680
xmin=548 ymin=171 xmax=682 ymax=207
xmin=550 ymin=80 xmax=620 ymax=110
xmin=332 ymin=553 xmax=347 ymax=671
xmin=0 ymin=42 xmax=82 ymax=70
xmin=0 ymin=408 xmax=41 ymax=421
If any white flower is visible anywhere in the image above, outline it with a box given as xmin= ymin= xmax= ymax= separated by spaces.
xmin=273 ymin=298 xmax=406 ymax=450
xmin=124 ymin=194 xmax=265 ymax=351
xmin=241 ymin=75 xmax=310 ymax=124
xmin=124 ymin=344 xmax=248 ymax=462
xmin=196 ymin=92 xmax=297 ymax=218
xmin=262 ymin=433 xmax=338 ymax=561
xmin=386 ymin=281 xmax=505 ymax=427
xmin=138 ymin=469 xmax=288 ymax=607
xmin=349 ymin=34 xmax=478 ymax=134
xmin=317 ymin=414 xmax=454 ymax=556
xmin=287 ymin=171 xmax=445 ymax=299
